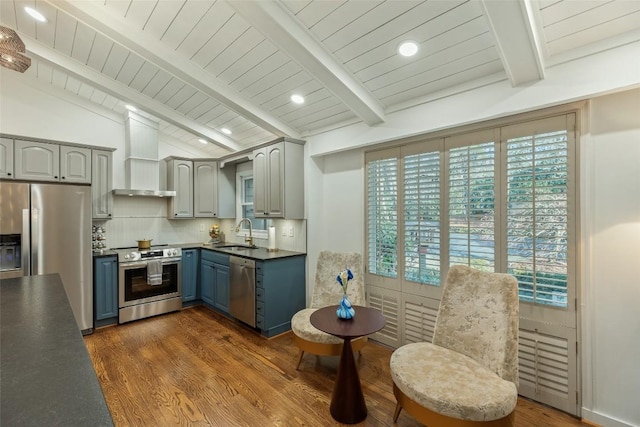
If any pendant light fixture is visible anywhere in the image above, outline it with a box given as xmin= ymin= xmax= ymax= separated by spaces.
xmin=0 ymin=26 xmax=31 ymax=73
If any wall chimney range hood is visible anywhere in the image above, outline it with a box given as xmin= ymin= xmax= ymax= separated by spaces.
xmin=112 ymin=111 xmax=175 ymax=198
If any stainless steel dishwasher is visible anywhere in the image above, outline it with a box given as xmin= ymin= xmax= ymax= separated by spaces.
xmin=229 ymin=255 xmax=256 ymax=327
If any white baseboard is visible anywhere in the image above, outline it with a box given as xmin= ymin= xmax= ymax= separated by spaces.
xmin=582 ymin=408 xmax=638 ymax=427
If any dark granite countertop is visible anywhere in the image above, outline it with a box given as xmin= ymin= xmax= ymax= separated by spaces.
xmin=1 ymin=274 xmax=113 ymax=427
xmin=92 ymin=243 xmax=305 ymax=260
xmin=182 ymin=242 xmax=306 ymax=260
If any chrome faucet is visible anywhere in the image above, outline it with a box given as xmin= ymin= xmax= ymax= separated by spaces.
xmin=235 ymin=218 xmax=254 ymax=247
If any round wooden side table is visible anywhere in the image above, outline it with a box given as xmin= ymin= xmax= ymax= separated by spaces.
xmin=310 ymin=305 xmax=385 ymax=424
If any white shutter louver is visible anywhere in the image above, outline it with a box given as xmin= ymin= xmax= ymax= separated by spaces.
xmin=367 ymin=157 xmax=398 ymax=278
xmin=448 ymin=142 xmax=495 ymax=271
xmin=404 ymin=151 xmax=441 ymax=285
xmin=518 ymin=322 xmax=577 ymax=414
xmin=367 ymin=287 xmax=400 ymax=347
xmin=403 ymin=297 xmax=439 ymax=344
xmin=506 ymin=131 xmax=569 ymax=307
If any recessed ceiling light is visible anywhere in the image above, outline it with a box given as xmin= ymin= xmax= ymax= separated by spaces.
xmin=24 ymin=7 xmax=47 ymax=23
xmin=398 ymin=41 xmax=419 ymax=57
xmin=221 ymin=128 xmax=232 ymax=135
xmin=198 ymin=138 xmax=207 ymax=144
xmin=291 ymin=94 xmax=305 ymax=105
xmin=125 ymin=104 xmax=137 ymax=112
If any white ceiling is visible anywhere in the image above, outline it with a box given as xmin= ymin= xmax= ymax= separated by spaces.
xmin=1 ymin=0 xmax=639 ymax=157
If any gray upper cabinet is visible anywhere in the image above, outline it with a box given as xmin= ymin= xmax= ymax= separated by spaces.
xmin=14 ymin=140 xmax=60 ymax=182
xmin=194 ymin=161 xmax=218 ymax=217
xmin=253 ymin=140 xmax=304 ymax=219
xmin=92 ymin=150 xmax=113 ymax=220
xmin=0 ymin=138 xmax=13 ymax=179
xmin=60 ymin=146 xmax=92 ymax=183
xmin=194 ymin=161 xmax=236 ymax=218
xmin=167 ymin=158 xmax=194 ymax=219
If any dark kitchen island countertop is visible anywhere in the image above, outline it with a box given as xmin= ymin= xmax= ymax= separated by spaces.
xmin=0 ymin=274 xmax=113 ymax=427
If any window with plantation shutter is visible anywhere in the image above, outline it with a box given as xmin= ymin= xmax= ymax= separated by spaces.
xmin=364 ymin=111 xmax=578 ymax=415
xmin=505 ymin=130 xmax=569 ymax=307
xmin=404 ymin=151 xmax=440 ymax=285
xmin=448 ymin=141 xmax=496 ymax=271
xmin=366 ymin=154 xmax=398 ymax=279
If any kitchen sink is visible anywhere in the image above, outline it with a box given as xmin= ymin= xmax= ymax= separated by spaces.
xmin=217 ymin=244 xmax=257 ymax=251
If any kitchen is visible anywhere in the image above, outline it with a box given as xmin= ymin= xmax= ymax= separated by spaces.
xmin=1 ymin=1 xmax=639 ymax=426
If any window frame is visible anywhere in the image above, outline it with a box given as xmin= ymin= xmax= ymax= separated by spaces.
xmin=365 ymin=112 xmax=577 ymax=324
xmin=235 ymin=162 xmax=269 ymax=240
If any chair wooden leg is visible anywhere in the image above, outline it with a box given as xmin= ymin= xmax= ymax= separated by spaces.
xmin=393 ymin=402 xmax=402 ymax=422
xmin=296 ymin=350 xmax=305 ymax=370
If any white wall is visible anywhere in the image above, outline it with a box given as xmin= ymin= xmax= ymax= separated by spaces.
xmin=0 ymin=67 xmax=123 ymax=151
xmin=580 ymin=89 xmax=640 ymax=427
xmin=304 ymin=149 xmax=365 ymax=305
xmin=305 ymin=88 xmax=640 ymax=426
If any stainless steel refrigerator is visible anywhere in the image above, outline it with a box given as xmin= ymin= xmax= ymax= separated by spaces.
xmin=0 ymin=182 xmax=92 ymax=333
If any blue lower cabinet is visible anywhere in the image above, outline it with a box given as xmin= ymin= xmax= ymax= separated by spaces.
xmin=200 ymin=250 xmax=231 ymax=313
xmin=256 ymin=256 xmax=306 ymax=337
xmin=94 ymin=255 xmax=118 ymax=327
xmin=181 ymin=249 xmax=199 ymax=303
xmin=213 ymin=264 xmax=229 ymax=314
xmin=200 ymin=259 xmax=215 ymax=306
xmin=198 ymin=249 xmax=305 ymax=336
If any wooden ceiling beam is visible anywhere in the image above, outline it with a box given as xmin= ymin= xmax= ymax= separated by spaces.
xmin=230 ymin=1 xmax=386 ymax=126
xmin=479 ymin=0 xmax=545 ymax=86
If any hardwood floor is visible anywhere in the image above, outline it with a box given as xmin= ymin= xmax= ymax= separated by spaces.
xmin=85 ymin=306 xmax=587 ymax=427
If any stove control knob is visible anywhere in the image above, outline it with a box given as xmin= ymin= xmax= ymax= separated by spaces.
xmin=124 ymin=254 xmax=130 ymax=260
xmin=172 ymin=249 xmax=178 ymax=256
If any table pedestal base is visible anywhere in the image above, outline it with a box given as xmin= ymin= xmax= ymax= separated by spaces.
xmin=329 ymin=338 xmax=367 ymax=424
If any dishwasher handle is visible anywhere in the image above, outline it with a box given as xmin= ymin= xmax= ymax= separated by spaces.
xmin=229 ymin=255 xmax=255 ymax=268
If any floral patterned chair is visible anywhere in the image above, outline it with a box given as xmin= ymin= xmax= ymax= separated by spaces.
xmin=390 ymin=265 xmax=519 ymax=426
xmin=291 ymin=251 xmax=367 ymax=369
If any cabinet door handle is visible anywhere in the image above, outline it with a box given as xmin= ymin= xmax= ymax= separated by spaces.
xmin=61 ymin=176 xmax=66 ymax=179
xmin=54 ymin=176 xmax=58 ymax=179
xmin=7 ymin=172 xmax=11 ymax=176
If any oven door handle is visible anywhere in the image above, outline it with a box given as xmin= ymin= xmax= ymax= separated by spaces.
xmin=120 ymin=261 xmax=148 ymax=269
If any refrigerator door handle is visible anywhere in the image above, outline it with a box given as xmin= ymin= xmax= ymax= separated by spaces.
xmin=31 ymin=208 xmax=39 ymax=276
xmin=22 ymin=209 xmax=31 ymax=277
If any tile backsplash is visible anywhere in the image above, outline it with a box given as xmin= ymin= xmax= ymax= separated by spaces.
xmin=95 ymin=197 xmax=306 ymax=253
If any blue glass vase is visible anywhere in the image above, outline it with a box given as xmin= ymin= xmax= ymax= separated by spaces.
xmin=336 ymin=294 xmax=355 ymax=320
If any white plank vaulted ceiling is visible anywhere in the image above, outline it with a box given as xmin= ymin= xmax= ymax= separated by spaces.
xmin=1 ymin=0 xmax=639 ymax=157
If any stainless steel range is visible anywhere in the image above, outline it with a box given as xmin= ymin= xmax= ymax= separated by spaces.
xmin=117 ymin=246 xmax=182 ymax=323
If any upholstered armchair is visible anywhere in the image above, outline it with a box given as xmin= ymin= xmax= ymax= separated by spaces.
xmin=390 ymin=265 xmax=519 ymax=426
xmin=291 ymin=251 xmax=366 ymax=369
